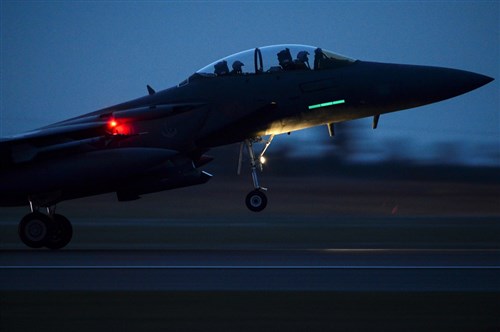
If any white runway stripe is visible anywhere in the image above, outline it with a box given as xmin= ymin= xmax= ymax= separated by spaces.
xmin=2 ymin=265 xmax=499 ymax=270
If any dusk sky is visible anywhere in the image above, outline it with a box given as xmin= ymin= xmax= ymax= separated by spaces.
xmin=1 ymin=1 xmax=498 ymax=164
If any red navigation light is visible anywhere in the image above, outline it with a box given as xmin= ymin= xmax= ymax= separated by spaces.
xmin=107 ymin=119 xmax=120 ymax=135
xmin=107 ymin=118 xmax=131 ymax=136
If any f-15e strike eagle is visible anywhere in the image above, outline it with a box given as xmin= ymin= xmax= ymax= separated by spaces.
xmin=0 ymin=44 xmax=493 ymax=249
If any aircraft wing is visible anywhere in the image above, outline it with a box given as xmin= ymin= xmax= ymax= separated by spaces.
xmin=2 ymin=121 xmax=109 ymax=143
xmin=0 ymin=101 xmax=206 ymax=167
xmin=0 ymin=121 xmax=112 ymax=166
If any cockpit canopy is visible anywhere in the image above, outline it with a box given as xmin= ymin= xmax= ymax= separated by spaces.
xmin=194 ymin=44 xmax=356 ymax=77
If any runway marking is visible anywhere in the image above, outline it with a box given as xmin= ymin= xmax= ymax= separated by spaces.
xmin=2 ymin=265 xmax=500 ymax=270
xmin=2 ymin=248 xmax=500 ymax=254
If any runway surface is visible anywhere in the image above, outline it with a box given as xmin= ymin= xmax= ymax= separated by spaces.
xmin=2 ymin=215 xmax=499 ymax=250
xmin=1 ymin=178 xmax=499 ymax=330
xmin=2 ymin=248 xmax=500 ymax=331
xmin=2 ymin=216 xmax=500 ymax=331
xmin=2 ymin=191 xmax=499 ymax=331
xmin=1 ymin=249 xmax=499 ymax=292
xmin=1 ymin=214 xmax=500 ymax=293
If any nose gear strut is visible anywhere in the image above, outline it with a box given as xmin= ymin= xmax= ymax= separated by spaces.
xmin=238 ymin=135 xmax=274 ymax=212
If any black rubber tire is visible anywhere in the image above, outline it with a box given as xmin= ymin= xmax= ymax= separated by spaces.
xmin=245 ymin=189 xmax=268 ymax=212
xmin=18 ymin=212 xmax=51 ymax=248
xmin=45 ymin=214 xmax=73 ymax=250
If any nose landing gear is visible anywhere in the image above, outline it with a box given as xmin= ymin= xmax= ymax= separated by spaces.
xmin=18 ymin=202 xmax=73 ymax=249
xmin=239 ymin=135 xmax=274 ymax=212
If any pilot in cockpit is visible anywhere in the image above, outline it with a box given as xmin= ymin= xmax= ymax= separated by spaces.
xmin=277 ymin=48 xmax=311 ymax=71
xmin=231 ymin=61 xmax=244 ymax=74
xmin=295 ymin=51 xmax=310 ymax=69
xmin=214 ymin=60 xmax=229 ymax=76
xmin=277 ymin=48 xmax=293 ymax=70
xmin=314 ymin=48 xmax=338 ymax=70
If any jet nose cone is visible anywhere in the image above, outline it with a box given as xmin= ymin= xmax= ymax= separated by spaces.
xmin=370 ymin=63 xmax=495 ymax=107
xmin=352 ymin=62 xmax=493 ymax=114
xmin=468 ymin=72 xmax=494 ymax=90
xmin=449 ymin=69 xmax=494 ymax=95
xmin=413 ymin=66 xmax=494 ymax=103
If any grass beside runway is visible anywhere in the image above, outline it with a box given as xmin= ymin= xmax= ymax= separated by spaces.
xmin=1 ymin=291 xmax=499 ymax=332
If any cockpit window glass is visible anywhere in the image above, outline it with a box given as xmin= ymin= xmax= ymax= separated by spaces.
xmin=259 ymin=45 xmax=317 ymax=72
xmin=314 ymin=48 xmax=356 ymax=70
xmin=196 ymin=48 xmax=255 ymax=77
xmin=193 ymin=44 xmax=356 ymax=78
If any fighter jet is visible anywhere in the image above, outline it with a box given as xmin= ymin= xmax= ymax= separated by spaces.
xmin=0 ymin=44 xmax=493 ymax=249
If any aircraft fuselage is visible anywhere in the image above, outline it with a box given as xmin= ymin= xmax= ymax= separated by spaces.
xmin=0 ymin=44 xmax=493 ymax=249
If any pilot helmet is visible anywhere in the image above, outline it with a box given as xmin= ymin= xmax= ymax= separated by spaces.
xmin=232 ymin=60 xmax=244 ymax=71
xmin=214 ymin=60 xmax=229 ymax=75
xmin=297 ymin=51 xmax=310 ymax=63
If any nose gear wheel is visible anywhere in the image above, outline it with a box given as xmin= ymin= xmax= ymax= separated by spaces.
xmin=246 ymin=189 xmax=268 ymax=212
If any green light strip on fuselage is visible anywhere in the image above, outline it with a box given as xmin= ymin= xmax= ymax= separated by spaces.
xmin=308 ymin=99 xmax=345 ymax=110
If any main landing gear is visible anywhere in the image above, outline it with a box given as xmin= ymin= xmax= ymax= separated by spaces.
xmin=239 ymin=135 xmax=274 ymax=212
xmin=18 ymin=203 xmax=73 ymax=250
